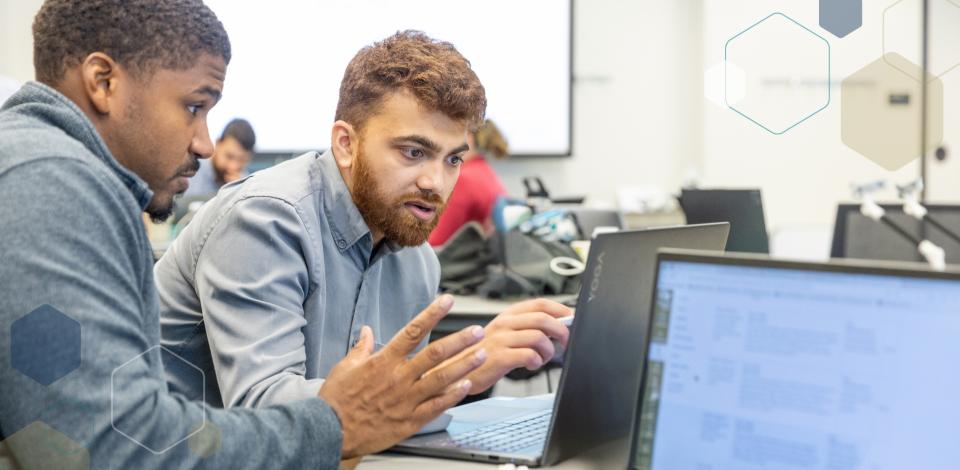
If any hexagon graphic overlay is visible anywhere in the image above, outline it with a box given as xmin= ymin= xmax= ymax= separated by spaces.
xmin=11 ymin=305 xmax=81 ymax=386
xmin=725 ymin=12 xmax=831 ymax=135
xmin=883 ymin=0 xmax=960 ymax=80
xmin=111 ymin=346 xmax=206 ymax=454
xmin=0 ymin=421 xmax=90 ymax=470
xmin=841 ymin=53 xmax=944 ymax=170
xmin=705 ymin=61 xmax=746 ymax=108
xmin=820 ymin=0 xmax=863 ymax=38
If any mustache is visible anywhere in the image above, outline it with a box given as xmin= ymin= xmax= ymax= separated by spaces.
xmin=400 ymin=190 xmax=444 ymax=206
xmin=173 ymin=155 xmax=201 ymax=178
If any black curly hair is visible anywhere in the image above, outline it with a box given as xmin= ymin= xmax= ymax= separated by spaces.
xmin=32 ymin=0 xmax=231 ymax=85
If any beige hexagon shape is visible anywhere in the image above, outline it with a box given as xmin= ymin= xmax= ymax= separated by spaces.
xmin=187 ymin=422 xmax=221 ymax=459
xmin=0 ymin=421 xmax=89 ymax=470
xmin=841 ymin=53 xmax=943 ymax=171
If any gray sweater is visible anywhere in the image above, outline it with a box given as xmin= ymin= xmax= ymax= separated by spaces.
xmin=0 ymin=82 xmax=342 ymax=468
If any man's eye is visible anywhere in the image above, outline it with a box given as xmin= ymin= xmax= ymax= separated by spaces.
xmin=447 ymin=155 xmax=464 ymax=166
xmin=401 ymin=148 xmax=424 ymax=159
xmin=187 ymin=104 xmax=202 ymax=116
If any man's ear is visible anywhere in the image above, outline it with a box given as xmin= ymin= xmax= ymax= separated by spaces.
xmin=330 ymin=120 xmax=359 ymax=171
xmin=79 ymin=52 xmax=124 ymax=116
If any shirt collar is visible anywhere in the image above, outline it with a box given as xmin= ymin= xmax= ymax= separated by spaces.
xmin=4 ymin=82 xmax=155 ymax=210
xmin=316 ymin=149 xmax=375 ymax=252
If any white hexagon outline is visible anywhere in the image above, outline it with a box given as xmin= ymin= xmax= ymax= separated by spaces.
xmin=882 ymin=0 xmax=960 ymax=81
xmin=10 ymin=304 xmax=83 ymax=386
xmin=110 ymin=345 xmax=206 ymax=454
xmin=725 ymin=12 xmax=832 ymax=135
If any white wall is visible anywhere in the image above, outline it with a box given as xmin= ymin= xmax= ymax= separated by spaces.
xmin=0 ymin=0 xmax=42 ymax=83
xmin=700 ymin=0 xmax=960 ymax=233
xmin=492 ymin=0 xmax=704 ymax=208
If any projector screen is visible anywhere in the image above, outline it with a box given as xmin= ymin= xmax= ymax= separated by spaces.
xmin=204 ymin=0 xmax=572 ymax=157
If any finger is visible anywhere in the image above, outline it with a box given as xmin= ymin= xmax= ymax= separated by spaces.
xmin=500 ymin=329 xmax=555 ymax=365
xmin=493 ymin=312 xmax=570 ymax=346
xmin=499 ymin=298 xmax=572 ymax=319
xmin=405 ymin=324 xmax=485 ymax=381
xmin=413 ymin=379 xmax=473 ymax=422
xmin=383 ymin=295 xmax=455 ymax=359
xmin=412 ymin=348 xmax=487 ymax=401
xmin=346 ymin=325 xmax=374 ymax=363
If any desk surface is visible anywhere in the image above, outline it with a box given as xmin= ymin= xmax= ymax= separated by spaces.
xmin=359 ymin=438 xmax=631 ymax=469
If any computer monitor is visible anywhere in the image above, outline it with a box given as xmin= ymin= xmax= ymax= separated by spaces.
xmin=830 ymin=203 xmax=960 ymax=264
xmin=679 ymin=189 xmax=769 ymax=253
xmin=630 ymin=250 xmax=960 ymax=470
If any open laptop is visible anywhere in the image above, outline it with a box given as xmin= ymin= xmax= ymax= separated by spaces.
xmin=391 ymin=223 xmax=730 ymax=466
xmin=629 ymin=250 xmax=960 ymax=470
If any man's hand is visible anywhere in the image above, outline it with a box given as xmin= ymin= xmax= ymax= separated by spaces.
xmin=318 ymin=294 xmax=487 ymax=459
xmin=436 ymin=298 xmax=572 ymax=395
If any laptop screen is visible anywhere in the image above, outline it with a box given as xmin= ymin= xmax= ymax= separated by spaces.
xmin=633 ymin=257 xmax=960 ymax=470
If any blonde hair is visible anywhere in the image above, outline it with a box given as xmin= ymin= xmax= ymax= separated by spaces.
xmin=474 ymin=119 xmax=509 ymax=159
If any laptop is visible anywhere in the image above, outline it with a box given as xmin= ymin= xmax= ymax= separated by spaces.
xmin=629 ymin=250 xmax=960 ymax=470
xmin=679 ymin=189 xmax=769 ymax=253
xmin=391 ymin=223 xmax=730 ymax=466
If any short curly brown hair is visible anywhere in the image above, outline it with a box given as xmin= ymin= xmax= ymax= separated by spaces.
xmin=32 ymin=0 xmax=231 ymax=85
xmin=335 ymin=30 xmax=486 ymax=133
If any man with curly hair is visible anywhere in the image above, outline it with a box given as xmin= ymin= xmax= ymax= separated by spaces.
xmin=0 ymin=1 xmax=487 ymax=467
xmin=156 ymin=31 xmax=572 ymax=417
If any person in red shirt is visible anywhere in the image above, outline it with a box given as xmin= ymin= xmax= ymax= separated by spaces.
xmin=429 ymin=119 xmax=509 ymax=246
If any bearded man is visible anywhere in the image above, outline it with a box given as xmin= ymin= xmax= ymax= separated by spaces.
xmin=155 ymin=31 xmax=571 ymax=417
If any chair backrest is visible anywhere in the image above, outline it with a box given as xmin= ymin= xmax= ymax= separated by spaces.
xmin=678 ymin=188 xmax=769 ymax=253
xmin=830 ymin=203 xmax=960 ymax=263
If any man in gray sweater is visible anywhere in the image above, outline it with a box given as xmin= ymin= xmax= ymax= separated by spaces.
xmin=0 ymin=1 xmax=485 ymax=468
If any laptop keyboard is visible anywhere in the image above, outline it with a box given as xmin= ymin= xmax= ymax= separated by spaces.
xmin=430 ymin=409 xmax=552 ymax=454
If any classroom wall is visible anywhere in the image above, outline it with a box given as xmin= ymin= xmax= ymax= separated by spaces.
xmin=699 ymin=0 xmax=960 ymax=233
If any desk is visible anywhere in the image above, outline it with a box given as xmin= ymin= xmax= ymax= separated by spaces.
xmin=434 ymin=295 xmax=575 ymax=337
xmin=359 ymin=438 xmax=631 ymax=469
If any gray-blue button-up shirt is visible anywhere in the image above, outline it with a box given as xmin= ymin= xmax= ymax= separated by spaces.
xmin=156 ymin=150 xmax=439 ymax=409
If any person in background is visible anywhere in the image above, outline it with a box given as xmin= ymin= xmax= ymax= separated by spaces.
xmin=185 ymin=118 xmax=255 ymax=195
xmin=428 ymin=119 xmax=509 ymax=246
xmin=155 ymin=31 xmax=570 ymax=413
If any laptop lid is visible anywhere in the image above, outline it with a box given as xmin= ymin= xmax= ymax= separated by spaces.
xmin=630 ymin=250 xmax=960 ymax=470
xmin=679 ymin=189 xmax=769 ymax=254
xmin=541 ymin=223 xmax=729 ymax=465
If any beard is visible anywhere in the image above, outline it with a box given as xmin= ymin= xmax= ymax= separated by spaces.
xmin=351 ymin=144 xmax=446 ymax=247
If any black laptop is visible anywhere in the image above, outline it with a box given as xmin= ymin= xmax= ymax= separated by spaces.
xmin=391 ymin=223 xmax=730 ymax=466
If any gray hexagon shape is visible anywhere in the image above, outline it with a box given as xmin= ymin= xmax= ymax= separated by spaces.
xmin=11 ymin=305 xmax=81 ymax=386
xmin=0 ymin=421 xmax=90 ymax=470
xmin=110 ymin=346 xmax=206 ymax=454
xmin=883 ymin=0 xmax=960 ymax=81
xmin=841 ymin=53 xmax=944 ymax=170
xmin=726 ymin=12 xmax=831 ymax=135
xmin=820 ymin=0 xmax=862 ymax=38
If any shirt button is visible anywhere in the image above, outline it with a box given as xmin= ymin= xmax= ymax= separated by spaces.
xmin=336 ymin=239 xmax=346 ymax=249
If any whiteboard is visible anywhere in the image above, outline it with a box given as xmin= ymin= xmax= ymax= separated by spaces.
xmin=205 ymin=0 xmax=572 ymax=156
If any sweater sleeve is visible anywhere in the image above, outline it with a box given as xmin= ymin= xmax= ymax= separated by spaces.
xmin=0 ymin=158 xmax=343 ymax=469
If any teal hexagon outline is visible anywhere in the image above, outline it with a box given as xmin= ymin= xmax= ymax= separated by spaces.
xmin=725 ymin=12 xmax=832 ymax=135
xmin=882 ymin=0 xmax=960 ymax=82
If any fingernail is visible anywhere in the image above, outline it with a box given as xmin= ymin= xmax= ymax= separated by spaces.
xmin=474 ymin=348 xmax=487 ymax=362
xmin=470 ymin=325 xmax=484 ymax=339
xmin=460 ymin=379 xmax=472 ymax=391
xmin=438 ymin=294 xmax=453 ymax=309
